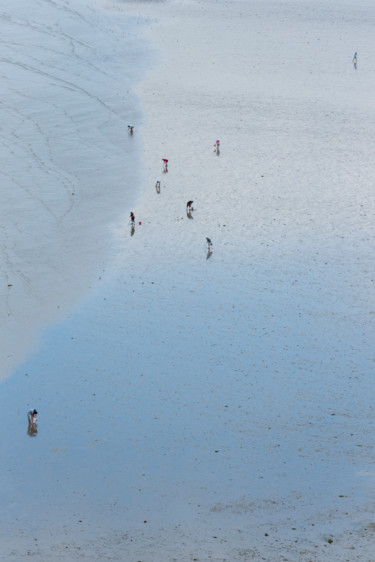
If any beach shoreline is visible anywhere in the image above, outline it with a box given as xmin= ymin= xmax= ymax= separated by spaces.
xmin=1 ymin=0 xmax=375 ymax=559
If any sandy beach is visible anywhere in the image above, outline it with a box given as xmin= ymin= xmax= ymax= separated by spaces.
xmin=1 ymin=0 xmax=375 ymax=560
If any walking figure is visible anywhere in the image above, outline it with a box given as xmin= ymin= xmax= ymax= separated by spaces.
xmin=206 ymin=237 xmax=213 ymax=248
xmin=162 ymin=158 xmax=168 ymax=173
xmin=130 ymin=212 xmax=135 ymax=225
xmin=352 ymin=51 xmax=357 ymax=69
xmin=214 ymin=140 xmax=220 ymax=155
xmin=155 ymin=180 xmax=161 ymax=193
xmin=128 ymin=125 xmax=134 ymax=135
xmin=186 ymin=200 xmax=194 ymax=219
xmin=27 ymin=409 xmax=38 ymax=426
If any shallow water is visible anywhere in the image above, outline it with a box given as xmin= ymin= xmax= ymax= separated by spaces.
xmin=2 ymin=228 xmax=374 ymax=559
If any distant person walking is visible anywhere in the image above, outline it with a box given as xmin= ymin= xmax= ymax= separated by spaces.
xmin=353 ymin=51 xmax=358 ymax=68
xmin=206 ymin=237 xmax=213 ymax=248
xmin=186 ymin=200 xmax=194 ymax=210
xmin=214 ymin=140 xmax=220 ymax=155
xmin=27 ymin=409 xmax=38 ymax=426
xmin=162 ymin=158 xmax=168 ymax=173
xmin=128 ymin=125 xmax=134 ymax=135
xmin=155 ymin=180 xmax=161 ymax=193
xmin=130 ymin=212 xmax=135 ymax=225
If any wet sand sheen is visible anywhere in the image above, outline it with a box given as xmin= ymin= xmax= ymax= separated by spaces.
xmin=2 ymin=0 xmax=375 ymax=560
xmin=0 ymin=0 xmax=148 ymax=380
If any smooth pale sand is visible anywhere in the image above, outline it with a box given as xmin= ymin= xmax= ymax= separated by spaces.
xmin=2 ymin=0 xmax=375 ymax=560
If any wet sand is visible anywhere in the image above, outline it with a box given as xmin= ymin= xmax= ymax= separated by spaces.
xmin=0 ymin=0 xmax=148 ymax=380
xmin=2 ymin=0 xmax=375 ymax=560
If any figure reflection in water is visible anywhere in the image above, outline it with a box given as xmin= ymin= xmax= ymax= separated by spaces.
xmin=206 ymin=247 xmax=213 ymax=260
xmin=130 ymin=225 xmax=135 ymax=236
xmin=27 ymin=424 xmax=38 ymax=437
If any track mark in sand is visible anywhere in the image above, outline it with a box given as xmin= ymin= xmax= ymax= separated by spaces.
xmin=4 ymin=37 xmax=113 ymax=89
xmin=0 ymin=56 xmax=118 ymax=118
xmin=36 ymin=0 xmax=106 ymax=35
xmin=1 ymin=98 xmax=78 ymax=221
xmin=0 ymin=169 xmax=66 ymax=223
xmin=0 ymin=1 xmax=100 ymax=52
xmin=0 ymin=226 xmax=39 ymax=318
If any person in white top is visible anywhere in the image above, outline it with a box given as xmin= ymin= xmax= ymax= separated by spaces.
xmin=27 ymin=409 xmax=38 ymax=425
